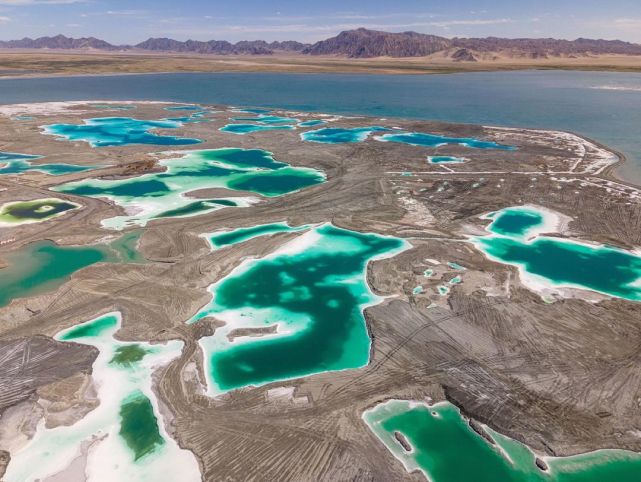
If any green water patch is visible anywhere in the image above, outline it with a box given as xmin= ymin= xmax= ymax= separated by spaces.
xmin=60 ymin=312 xmax=119 ymax=341
xmin=206 ymin=222 xmax=309 ymax=249
xmin=42 ymin=117 xmax=203 ymax=147
xmin=364 ymin=400 xmax=641 ymax=482
xmin=472 ymin=206 xmax=641 ymax=301
xmin=300 ymin=126 xmax=389 ymax=144
xmin=0 ymin=198 xmax=80 ymax=226
xmin=376 ymin=132 xmax=515 ymax=150
xmin=54 ymin=148 xmax=325 ymax=229
xmin=428 ymin=156 xmax=466 ymax=164
xmin=192 ymin=223 xmax=408 ymax=395
xmin=4 ymin=312 xmax=200 ymax=481
xmin=447 ymin=262 xmax=466 ymax=270
xmin=0 ymin=233 xmax=144 ymax=308
xmin=119 ymin=390 xmax=165 ymax=461
xmin=220 ymin=123 xmax=295 ymax=135
xmin=0 ymin=151 xmax=94 ymax=176
xmin=110 ymin=344 xmax=149 ymax=365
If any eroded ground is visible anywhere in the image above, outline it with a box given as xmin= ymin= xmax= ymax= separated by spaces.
xmin=0 ymin=100 xmax=640 ymax=480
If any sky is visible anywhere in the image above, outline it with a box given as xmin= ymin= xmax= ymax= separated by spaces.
xmin=1 ymin=0 xmax=641 ymax=44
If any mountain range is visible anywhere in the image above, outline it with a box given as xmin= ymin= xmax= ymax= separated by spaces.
xmin=2 ymin=28 xmax=641 ymax=60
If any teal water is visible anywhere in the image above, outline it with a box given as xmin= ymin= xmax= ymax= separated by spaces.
xmin=298 ymin=119 xmax=326 ymax=127
xmin=42 ymin=117 xmax=202 ymax=147
xmin=364 ymin=400 xmax=641 ymax=482
xmin=3 ymin=72 xmax=641 ymax=183
xmin=0 ymin=198 xmax=80 ymax=225
xmin=206 ymin=222 xmax=309 ymax=249
xmin=234 ymin=108 xmax=272 ymax=114
xmin=231 ymin=115 xmax=298 ymax=124
xmin=428 ymin=156 xmax=466 ymax=164
xmin=192 ymin=223 xmax=408 ymax=395
xmin=377 ymin=132 xmax=515 ymax=150
xmin=300 ymin=126 xmax=388 ymax=144
xmin=0 ymin=233 xmax=144 ymax=307
xmin=473 ymin=206 xmax=641 ymax=301
xmin=54 ymin=148 xmax=325 ymax=228
xmin=4 ymin=312 xmax=201 ymax=482
xmin=220 ymin=123 xmax=295 ymax=135
xmin=0 ymin=152 xmax=94 ymax=175
xmin=486 ymin=206 xmax=545 ymax=238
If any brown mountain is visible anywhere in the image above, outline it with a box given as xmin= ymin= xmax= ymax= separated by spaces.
xmin=303 ymin=28 xmax=451 ymax=58
xmin=2 ymin=29 xmax=641 ymax=59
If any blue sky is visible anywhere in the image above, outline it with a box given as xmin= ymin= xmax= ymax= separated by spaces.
xmin=1 ymin=0 xmax=641 ymax=44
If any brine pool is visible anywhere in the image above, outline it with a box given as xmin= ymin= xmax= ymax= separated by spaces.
xmin=190 ymin=223 xmax=408 ymax=395
xmin=53 ymin=148 xmax=325 ymax=229
xmin=3 ymin=312 xmax=201 ymax=482
xmin=364 ymin=399 xmax=641 ymax=482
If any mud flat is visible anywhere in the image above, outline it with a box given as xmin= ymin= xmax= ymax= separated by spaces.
xmin=1 ymin=100 xmax=640 ymax=480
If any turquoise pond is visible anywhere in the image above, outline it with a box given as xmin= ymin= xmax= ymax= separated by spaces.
xmin=376 ymin=132 xmax=515 ymax=150
xmin=220 ymin=123 xmax=295 ymax=135
xmin=298 ymin=119 xmax=326 ymax=127
xmin=54 ymin=148 xmax=325 ymax=229
xmin=191 ymin=223 xmax=408 ymax=395
xmin=207 ymin=221 xmax=309 ymax=249
xmin=231 ymin=115 xmax=298 ymax=124
xmin=364 ymin=400 xmax=641 ymax=482
xmin=300 ymin=126 xmax=388 ymax=144
xmin=42 ymin=117 xmax=203 ymax=147
xmin=473 ymin=206 xmax=641 ymax=301
xmin=428 ymin=156 xmax=466 ymax=164
xmin=3 ymin=312 xmax=200 ymax=482
xmin=0 ymin=152 xmax=95 ymax=175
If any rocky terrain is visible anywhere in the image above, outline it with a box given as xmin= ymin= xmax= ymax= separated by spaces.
xmin=0 ymin=102 xmax=640 ymax=480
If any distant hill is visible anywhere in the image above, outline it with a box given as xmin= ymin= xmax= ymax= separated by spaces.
xmin=302 ymin=28 xmax=451 ymax=57
xmin=2 ymin=29 xmax=641 ymax=60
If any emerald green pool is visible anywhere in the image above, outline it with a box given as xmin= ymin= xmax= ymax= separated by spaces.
xmin=0 ymin=198 xmax=80 ymax=226
xmin=0 ymin=233 xmax=144 ymax=308
xmin=472 ymin=206 xmax=641 ymax=301
xmin=5 ymin=312 xmax=200 ymax=481
xmin=54 ymin=148 xmax=325 ymax=229
xmin=206 ymin=222 xmax=309 ymax=249
xmin=364 ymin=400 xmax=641 ymax=482
xmin=192 ymin=223 xmax=408 ymax=395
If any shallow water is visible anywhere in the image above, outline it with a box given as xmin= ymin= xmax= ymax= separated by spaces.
xmin=220 ymin=123 xmax=295 ymax=135
xmin=0 ymin=151 xmax=94 ymax=175
xmin=206 ymin=222 xmax=309 ymax=249
xmin=473 ymin=206 xmax=641 ymax=300
xmin=2 ymin=71 xmax=641 ymax=183
xmin=230 ymin=115 xmax=298 ymax=124
xmin=376 ymin=132 xmax=515 ymax=150
xmin=4 ymin=313 xmax=201 ymax=482
xmin=364 ymin=400 xmax=641 ymax=482
xmin=54 ymin=148 xmax=325 ymax=229
xmin=43 ymin=117 xmax=202 ymax=147
xmin=428 ymin=156 xmax=466 ymax=164
xmin=191 ymin=223 xmax=407 ymax=395
xmin=300 ymin=126 xmax=388 ymax=143
xmin=0 ymin=234 xmax=144 ymax=307
xmin=0 ymin=198 xmax=80 ymax=226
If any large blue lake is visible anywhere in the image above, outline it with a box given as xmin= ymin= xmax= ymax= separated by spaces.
xmin=1 ymin=71 xmax=640 ymax=183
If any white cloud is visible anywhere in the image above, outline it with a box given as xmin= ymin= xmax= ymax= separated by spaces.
xmin=429 ymin=18 xmax=513 ymax=29
xmin=0 ymin=15 xmax=10 ymax=22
